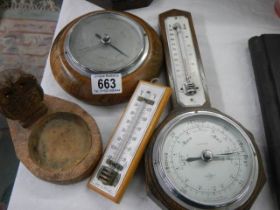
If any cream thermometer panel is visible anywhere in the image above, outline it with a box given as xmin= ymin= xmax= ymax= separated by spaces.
xmin=89 ymin=81 xmax=172 ymax=202
xmin=165 ymin=15 xmax=208 ymax=108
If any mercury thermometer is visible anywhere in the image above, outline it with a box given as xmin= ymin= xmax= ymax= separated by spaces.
xmin=145 ymin=9 xmax=265 ymax=210
xmin=88 ymin=81 xmax=171 ymax=202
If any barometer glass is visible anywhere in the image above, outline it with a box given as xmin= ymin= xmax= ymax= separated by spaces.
xmin=153 ymin=110 xmax=259 ymax=209
xmin=64 ymin=12 xmax=148 ymax=75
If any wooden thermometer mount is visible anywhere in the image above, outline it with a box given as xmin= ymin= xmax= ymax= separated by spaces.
xmin=88 ymin=81 xmax=171 ymax=202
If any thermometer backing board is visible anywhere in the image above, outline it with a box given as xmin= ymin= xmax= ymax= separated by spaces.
xmin=88 ymin=80 xmax=172 ymax=202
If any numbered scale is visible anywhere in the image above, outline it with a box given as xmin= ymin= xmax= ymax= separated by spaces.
xmin=145 ymin=9 xmax=266 ymax=210
xmin=88 ymin=81 xmax=171 ymax=202
xmin=50 ymin=10 xmax=163 ymax=105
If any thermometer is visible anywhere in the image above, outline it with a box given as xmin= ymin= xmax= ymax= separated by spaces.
xmin=145 ymin=9 xmax=265 ymax=210
xmin=88 ymin=81 xmax=171 ymax=202
xmin=162 ymin=10 xmax=209 ymax=108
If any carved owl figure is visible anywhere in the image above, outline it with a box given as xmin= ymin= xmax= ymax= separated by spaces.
xmin=0 ymin=69 xmax=47 ymax=128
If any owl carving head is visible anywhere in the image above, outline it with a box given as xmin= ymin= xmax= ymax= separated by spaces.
xmin=0 ymin=69 xmax=47 ymax=128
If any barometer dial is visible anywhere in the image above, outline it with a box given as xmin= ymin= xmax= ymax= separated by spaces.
xmin=152 ymin=110 xmax=259 ymax=209
xmin=65 ymin=12 xmax=148 ymax=75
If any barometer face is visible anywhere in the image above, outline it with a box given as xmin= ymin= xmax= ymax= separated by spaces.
xmin=152 ymin=110 xmax=259 ymax=209
xmin=64 ymin=11 xmax=149 ymax=76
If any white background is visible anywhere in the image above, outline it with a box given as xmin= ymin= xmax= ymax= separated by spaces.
xmin=8 ymin=0 xmax=280 ymax=209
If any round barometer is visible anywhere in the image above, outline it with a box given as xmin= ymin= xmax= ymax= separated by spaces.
xmin=146 ymin=109 xmax=265 ymax=210
xmin=50 ymin=10 xmax=162 ymax=105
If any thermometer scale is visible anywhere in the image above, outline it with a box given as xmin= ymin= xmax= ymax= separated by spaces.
xmin=163 ymin=11 xmax=208 ymax=108
xmin=88 ymin=81 xmax=171 ymax=202
xmin=145 ymin=9 xmax=265 ymax=210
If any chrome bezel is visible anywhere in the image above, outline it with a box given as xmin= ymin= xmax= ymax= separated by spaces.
xmin=152 ymin=109 xmax=259 ymax=209
xmin=64 ymin=11 xmax=149 ymax=77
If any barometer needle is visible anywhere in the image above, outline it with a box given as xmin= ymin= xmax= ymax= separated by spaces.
xmin=95 ymin=33 xmax=128 ymax=57
xmin=215 ymin=152 xmax=240 ymax=156
xmin=186 ymin=151 xmax=241 ymax=162
xmin=186 ymin=157 xmax=202 ymax=162
xmin=95 ymin=33 xmax=103 ymax=40
xmin=78 ymin=44 xmax=101 ymax=52
xmin=108 ymin=43 xmax=129 ymax=57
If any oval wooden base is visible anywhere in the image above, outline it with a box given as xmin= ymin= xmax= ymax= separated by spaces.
xmin=50 ymin=11 xmax=163 ymax=106
xmin=8 ymin=95 xmax=102 ymax=184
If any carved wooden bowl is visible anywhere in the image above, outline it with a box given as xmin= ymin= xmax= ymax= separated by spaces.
xmin=8 ymin=95 xmax=102 ymax=184
xmin=8 ymin=95 xmax=103 ymax=184
xmin=29 ymin=112 xmax=92 ymax=171
xmin=0 ymin=69 xmax=102 ymax=183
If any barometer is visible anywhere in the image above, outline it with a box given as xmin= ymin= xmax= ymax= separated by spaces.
xmin=50 ymin=10 xmax=162 ymax=105
xmin=145 ymin=9 xmax=265 ymax=210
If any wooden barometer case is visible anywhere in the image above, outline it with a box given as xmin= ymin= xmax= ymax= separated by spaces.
xmin=0 ymin=69 xmax=102 ymax=184
xmin=145 ymin=9 xmax=266 ymax=210
xmin=50 ymin=10 xmax=163 ymax=106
